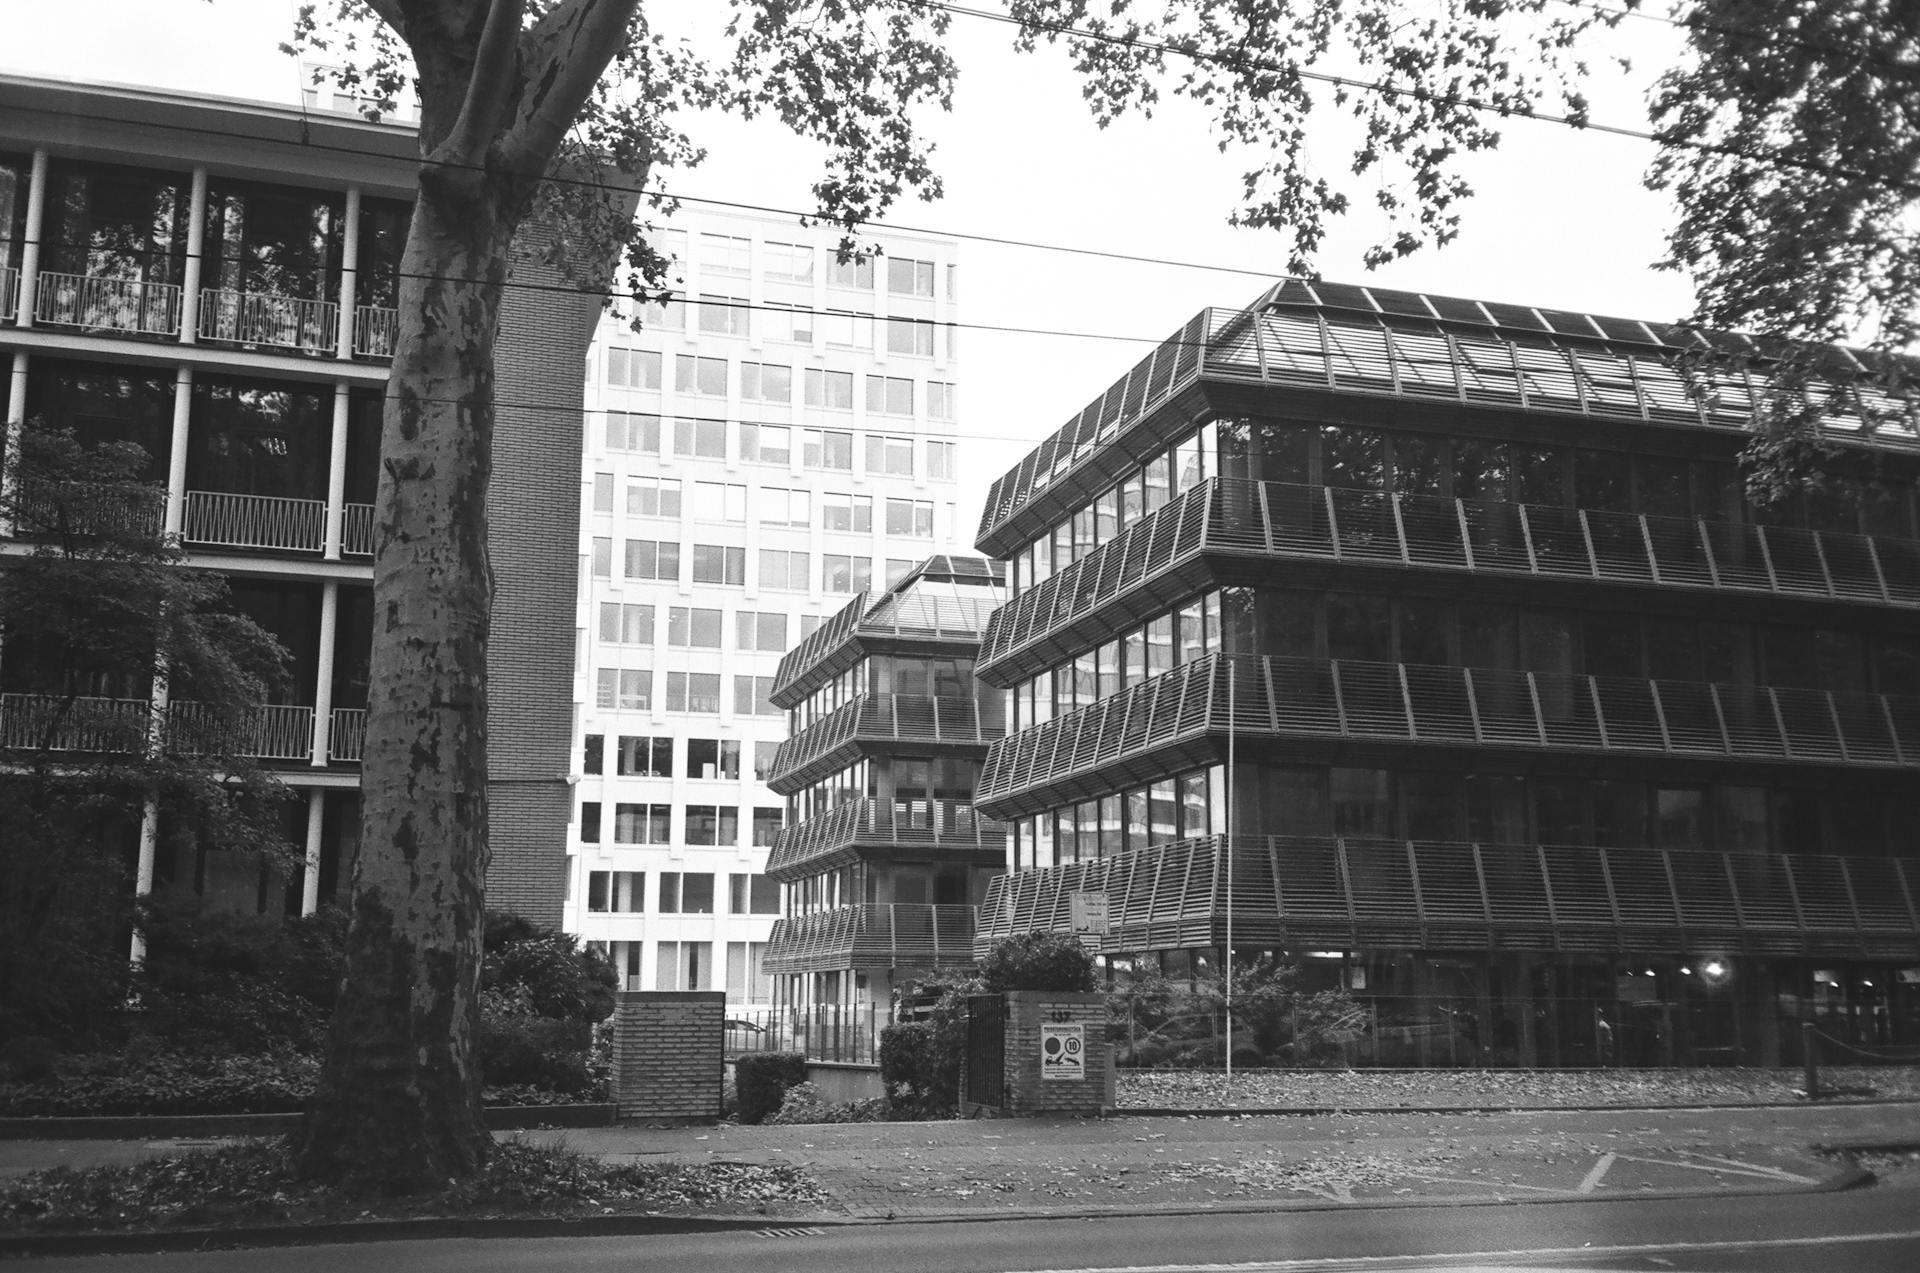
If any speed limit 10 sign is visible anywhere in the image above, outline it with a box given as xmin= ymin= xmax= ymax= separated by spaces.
xmin=1040 ymin=1022 xmax=1084 ymax=1080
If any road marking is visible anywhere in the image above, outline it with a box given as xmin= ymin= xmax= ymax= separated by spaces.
xmin=1613 ymin=1153 xmax=1818 ymax=1184
xmin=1576 ymin=1151 xmax=1615 ymax=1193
xmin=1001 ymin=1228 xmax=1920 ymax=1273
xmin=1673 ymin=1150 xmax=1820 ymax=1183
xmin=752 ymin=1226 xmax=825 ymax=1238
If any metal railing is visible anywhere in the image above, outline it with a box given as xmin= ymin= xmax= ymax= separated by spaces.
xmin=769 ymin=693 xmax=1005 ymax=794
xmin=977 ymin=653 xmax=1920 ymax=816
xmin=773 ymin=589 xmax=1003 ymax=705
xmin=329 ymin=707 xmax=367 ymax=762
xmin=8 ymin=487 xmax=163 ymax=540
xmin=340 ymin=502 xmax=376 ymax=556
xmin=765 ymin=797 xmax=1007 ymax=881
xmin=1 ymin=694 xmax=316 ymax=761
xmin=182 ymin=490 xmax=328 ymax=553
xmin=197 ymin=288 xmax=340 ymax=353
xmin=763 ymin=903 xmax=979 ymax=975
xmin=979 ymin=834 xmax=1920 ymax=960
xmin=725 ymin=1004 xmax=882 ymax=1065
xmin=0 ymin=265 xmax=17 ymax=322
xmin=168 ymin=701 xmax=315 ymax=760
xmin=980 ymin=477 xmax=1920 ymax=680
xmin=34 ymin=270 xmax=182 ymax=336
xmin=353 ymin=303 xmax=399 ymax=357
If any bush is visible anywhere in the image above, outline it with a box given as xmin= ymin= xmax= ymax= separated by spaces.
xmin=1106 ymin=958 xmax=1360 ymax=1068
xmin=978 ymin=932 xmax=1097 ymax=993
xmin=878 ymin=1021 xmax=956 ymax=1119
xmin=732 ymin=1052 xmax=807 ymax=1125
xmin=482 ymin=912 xmax=618 ymax=1024
xmin=0 ymin=1050 xmax=319 ymax=1117
xmin=764 ymin=1081 xmax=887 ymax=1125
xmin=477 ymin=986 xmax=594 ymax=1094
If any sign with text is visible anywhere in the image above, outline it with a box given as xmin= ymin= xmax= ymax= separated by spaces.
xmin=1040 ymin=1022 xmax=1085 ymax=1081
xmin=1069 ymin=891 xmax=1109 ymax=934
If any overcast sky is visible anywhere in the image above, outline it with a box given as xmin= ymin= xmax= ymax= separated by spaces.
xmin=6 ymin=0 xmax=1698 ymax=538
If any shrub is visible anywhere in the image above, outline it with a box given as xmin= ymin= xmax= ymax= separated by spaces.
xmin=482 ymin=912 xmax=618 ymax=1024
xmin=878 ymin=1021 xmax=956 ymax=1119
xmin=1106 ymin=958 xmax=1360 ymax=1068
xmin=978 ymin=932 xmax=1097 ymax=993
xmin=0 ymin=1050 xmax=319 ymax=1117
xmin=476 ymin=985 xmax=594 ymax=1094
xmin=732 ymin=1052 xmax=807 ymax=1125
xmin=765 ymin=1081 xmax=887 ymax=1125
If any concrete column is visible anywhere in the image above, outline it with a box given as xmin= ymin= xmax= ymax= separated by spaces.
xmin=16 ymin=149 xmax=47 ymax=327
xmin=301 ymin=789 xmax=326 ymax=915
xmin=324 ymin=384 xmax=349 ymax=559
xmin=130 ymin=794 xmax=160 ymax=967
xmin=336 ymin=186 xmax=361 ymax=359
xmin=1 ymin=351 xmax=26 ymax=538
xmin=163 ymin=367 xmax=192 ymax=538
xmin=311 ymin=580 xmax=338 ymax=766
xmin=178 ymin=167 xmax=207 ymax=344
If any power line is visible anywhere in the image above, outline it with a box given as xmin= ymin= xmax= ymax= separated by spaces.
xmin=1551 ymin=0 xmax=1913 ymax=72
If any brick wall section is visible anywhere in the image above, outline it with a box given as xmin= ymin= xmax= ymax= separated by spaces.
xmin=1000 ymin=991 xmax=1112 ymax=1117
xmin=485 ymin=198 xmax=633 ymax=926
xmin=610 ymin=990 xmax=726 ymax=1123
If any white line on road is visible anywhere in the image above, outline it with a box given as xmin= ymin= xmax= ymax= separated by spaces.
xmin=1673 ymin=1150 xmax=1819 ymax=1183
xmin=1576 ymin=1151 xmax=1615 ymax=1193
xmin=1612 ymin=1153 xmax=1819 ymax=1184
xmin=1001 ymin=1227 xmax=1920 ymax=1273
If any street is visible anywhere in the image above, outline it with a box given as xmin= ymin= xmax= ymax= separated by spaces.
xmin=10 ymin=1180 xmax=1918 ymax=1272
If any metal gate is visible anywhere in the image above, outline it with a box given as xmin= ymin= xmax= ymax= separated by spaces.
xmin=964 ymin=994 xmax=1006 ymax=1108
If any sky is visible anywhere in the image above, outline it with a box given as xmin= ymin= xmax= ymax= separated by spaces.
xmin=5 ymin=0 xmax=1699 ymax=542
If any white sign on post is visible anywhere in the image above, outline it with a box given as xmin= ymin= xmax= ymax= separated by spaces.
xmin=1069 ymin=891 xmax=1109 ymax=934
xmin=1040 ymin=1022 xmax=1085 ymax=1081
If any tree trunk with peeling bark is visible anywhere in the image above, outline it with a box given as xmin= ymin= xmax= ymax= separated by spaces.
xmin=294 ymin=0 xmax=641 ymax=1192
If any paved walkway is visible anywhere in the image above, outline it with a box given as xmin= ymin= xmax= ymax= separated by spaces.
xmin=8 ymin=1102 xmax=1909 ymax=1222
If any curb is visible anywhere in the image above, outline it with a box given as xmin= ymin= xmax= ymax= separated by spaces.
xmin=0 ymin=1105 xmax=617 ymax=1141
xmin=1114 ymin=1097 xmax=1920 ymax=1117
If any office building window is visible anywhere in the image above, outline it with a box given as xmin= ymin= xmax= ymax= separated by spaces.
xmin=656 ymin=940 xmax=712 ymax=991
xmin=599 ymin=602 xmax=655 ymax=644
xmin=865 ymin=376 xmax=914 ymax=416
xmin=583 ymin=734 xmax=604 ymax=775
xmin=694 ymin=481 xmax=748 ymax=522
xmin=697 ymin=293 xmax=746 ymax=336
xmin=827 ymin=255 xmax=873 ymax=289
xmin=885 ymin=498 xmax=934 ymax=537
xmin=673 ymin=416 xmax=726 ymax=458
xmin=740 ymin=423 xmax=792 ymax=465
xmin=587 ymin=870 xmax=644 ymax=913
xmin=580 ymin=801 xmax=602 ymax=843
xmin=752 ymin=807 xmax=784 ymax=847
xmin=866 ymin=434 xmax=914 ymax=476
xmin=804 ymin=369 xmax=854 ymax=410
xmin=754 ymin=742 xmax=780 ymax=782
xmin=700 ymin=232 xmax=751 ymax=274
xmin=885 ymin=557 xmax=915 ymax=588
xmin=691 ymin=544 xmax=746 ymax=585
xmin=886 ymin=318 xmax=934 ymax=356
xmin=637 ymin=293 xmax=683 ymax=330
xmin=666 ymin=672 xmax=722 ymax=713
xmin=737 ymin=610 xmax=789 ymax=651
xmin=823 ymin=309 xmax=874 ymax=349
xmin=759 ymin=549 xmax=809 ymax=590
xmin=729 ymin=873 xmax=781 ymax=914
xmin=613 ymin=802 xmax=671 ymax=844
xmin=928 ymin=382 xmax=956 ymax=421
xmin=590 ymin=537 xmax=612 ymax=578
xmin=822 ymin=553 xmax=871 ymax=594
xmin=674 ymin=355 xmax=727 ymax=396
xmin=626 ymin=476 xmax=681 ymax=517
xmin=606 ymin=347 xmax=661 ymax=389
xmin=667 ymin=606 xmax=724 ymax=648
xmin=927 ymin=440 xmax=955 ymax=480
xmin=803 ymin=428 xmax=854 ymax=471
xmin=887 ymin=256 xmax=935 ymax=297
xmin=819 ymin=491 xmax=872 ymax=533
xmin=595 ymin=668 xmax=652 ymax=710
xmin=659 ymin=872 xmax=716 ymax=914
xmin=591 ymin=472 xmax=614 ymax=513
xmin=685 ymin=805 xmax=739 ymax=846
xmin=763 ymin=302 xmax=814 ymax=343
xmin=727 ymin=942 xmax=771 ymax=1002
xmin=741 ymin=362 xmax=792 ymax=403
xmin=606 ymin=411 xmax=661 ymax=453
xmin=734 ymin=675 xmax=778 ymax=715
xmin=759 ymin=486 xmax=811 ymax=527
xmin=624 ymin=539 xmax=680 ymax=581
xmin=616 ymin=735 xmax=674 ymax=777
xmin=687 ymin=738 xmax=741 ymax=780
xmin=764 ymin=240 xmax=814 ymax=282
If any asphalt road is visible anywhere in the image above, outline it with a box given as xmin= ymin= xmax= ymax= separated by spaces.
xmin=12 ymin=1181 xmax=1918 ymax=1272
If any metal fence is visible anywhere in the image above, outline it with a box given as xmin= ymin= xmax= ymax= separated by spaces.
xmin=725 ymin=1004 xmax=883 ymax=1065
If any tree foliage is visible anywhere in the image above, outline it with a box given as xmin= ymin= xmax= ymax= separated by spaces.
xmin=0 ymin=420 xmax=292 ymax=1044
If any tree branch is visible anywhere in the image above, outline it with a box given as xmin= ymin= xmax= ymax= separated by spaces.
xmin=433 ymin=0 xmax=526 ymax=170
xmin=496 ymin=0 xmax=640 ymax=182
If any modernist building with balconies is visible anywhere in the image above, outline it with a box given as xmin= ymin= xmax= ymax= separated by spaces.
xmin=760 ymin=555 xmax=1007 ymax=1016
xmin=0 ymin=76 xmax=606 ymax=923
xmin=971 ymin=279 xmax=1920 ymax=1068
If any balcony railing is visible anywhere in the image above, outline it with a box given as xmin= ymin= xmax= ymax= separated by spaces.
xmin=8 ymin=487 xmax=163 ymax=541
xmin=765 ymin=797 xmax=1008 ymax=882
xmin=353 ymin=303 xmax=399 ymax=358
xmin=34 ymin=270 xmax=182 ymax=336
xmin=183 ymin=491 xmax=328 ymax=554
xmin=341 ymin=502 xmax=376 ymax=556
xmin=198 ymin=288 xmax=339 ymax=354
xmin=330 ymin=707 xmax=367 ymax=762
xmin=1 ymin=265 xmax=17 ymax=322
xmin=976 ymin=653 xmax=1920 ymax=817
xmin=773 ymin=589 xmax=1004 ymax=706
xmin=978 ymin=834 xmax=1920 ymax=960
xmin=768 ymin=693 xmax=1004 ymax=795
xmin=981 ymin=478 xmax=1920 ymax=683
xmin=762 ymin=903 xmax=978 ymax=975
xmin=1 ymin=694 xmax=318 ymax=761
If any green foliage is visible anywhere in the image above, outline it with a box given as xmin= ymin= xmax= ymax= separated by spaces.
xmin=0 ymin=1050 xmax=319 ymax=1117
xmin=482 ymin=911 xmax=618 ymax=1024
xmin=764 ymin=1081 xmax=888 ymax=1125
xmin=880 ymin=966 xmax=982 ymax=1119
xmin=978 ymin=931 xmax=1098 ymax=993
xmin=732 ymin=1052 xmax=808 ymax=1125
xmin=475 ymin=985 xmax=593 ymax=1094
xmin=132 ymin=902 xmax=347 ymax=1055
xmin=1108 ymin=959 xmax=1359 ymax=1069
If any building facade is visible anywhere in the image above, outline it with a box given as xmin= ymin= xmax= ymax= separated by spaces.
xmin=972 ymin=279 xmax=1920 ymax=1067
xmin=761 ymin=554 xmax=1006 ymax=1027
xmin=0 ymin=76 xmax=604 ymax=923
xmin=563 ymin=210 xmax=966 ymax=1004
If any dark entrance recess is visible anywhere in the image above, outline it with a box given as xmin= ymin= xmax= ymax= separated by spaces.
xmin=965 ymin=993 xmax=1007 ymax=1108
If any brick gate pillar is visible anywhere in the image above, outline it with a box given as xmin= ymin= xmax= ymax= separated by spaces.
xmin=999 ymin=990 xmax=1112 ymax=1117
xmin=610 ymin=990 xmax=725 ymax=1124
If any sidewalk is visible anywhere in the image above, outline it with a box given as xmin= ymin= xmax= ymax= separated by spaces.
xmin=4 ymin=1100 xmax=1909 ymax=1224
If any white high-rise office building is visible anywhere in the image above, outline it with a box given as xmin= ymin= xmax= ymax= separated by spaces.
xmin=565 ymin=209 xmax=964 ymax=1006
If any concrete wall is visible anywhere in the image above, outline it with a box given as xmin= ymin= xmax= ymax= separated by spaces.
xmin=610 ymin=990 xmax=725 ymax=1123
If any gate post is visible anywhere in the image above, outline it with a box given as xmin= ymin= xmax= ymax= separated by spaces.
xmin=997 ymin=990 xmax=1112 ymax=1117
xmin=610 ymin=990 xmax=725 ymax=1124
